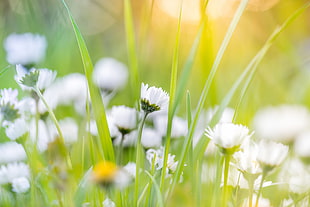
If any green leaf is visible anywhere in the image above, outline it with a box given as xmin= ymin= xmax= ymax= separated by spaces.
xmin=60 ymin=0 xmax=114 ymax=162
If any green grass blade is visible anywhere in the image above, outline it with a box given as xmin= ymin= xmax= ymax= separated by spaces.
xmin=168 ymin=0 xmax=249 ymax=197
xmin=74 ymin=167 xmax=93 ymax=207
xmin=124 ymin=0 xmax=139 ymax=104
xmin=159 ymin=0 xmax=183 ymax=190
xmin=0 ymin=65 xmax=11 ymax=77
xmin=145 ymin=171 xmax=164 ymax=207
xmin=60 ymin=0 xmax=114 ymax=161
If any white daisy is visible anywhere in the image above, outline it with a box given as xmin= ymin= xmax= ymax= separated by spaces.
xmin=15 ymin=65 xmax=56 ymax=91
xmin=233 ymin=140 xmax=262 ymax=175
xmin=146 ymin=147 xmax=178 ymax=177
xmin=123 ymin=162 xmax=136 ymax=178
xmin=39 ymin=73 xmax=88 ymax=114
xmin=50 ymin=118 xmax=78 ymax=144
xmin=110 ymin=106 xmax=137 ymax=135
xmin=5 ymin=118 xmax=28 ymax=140
xmin=153 ymin=115 xmax=188 ymax=138
xmin=0 ymin=88 xmax=19 ymax=106
xmin=205 ymin=123 xmax=252 ymax=153
xmin=4 ymin=33 xmax=47 ymax=66
xmin=193 ymin=107 xmax=234 ymax=148
xmin=253 ymin=105 xmax=310 ymax=143
xmin=93 ymin=57 xmax=128 ymax=92
xmin=257 ymin=140 xmax=288 ymax=170
xmin=141 ymin=127 xmax=162 ymax=148
xmin=0 ymin=142 xmax=27 ymax=164
xmin=294 ymin=131 xmax=310 ymax=158
xmin=140 ymin=83 xmax=169 ymax=114
xmin=113 ymin=130 xmax=137 ymax=147
xmin=0 ymin=162 xmax=30 ymax=185
xmin=11 ymin=177 xmax=30 ymax=193
xmin=103 ymin=197 xmax=116 ymax=207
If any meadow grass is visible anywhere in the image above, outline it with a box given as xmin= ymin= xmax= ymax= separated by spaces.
xmin=0 ymin=0 xmax=310 ymax=207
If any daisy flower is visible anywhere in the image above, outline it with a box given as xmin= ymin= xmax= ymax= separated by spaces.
xmin=205 ymin=123 xmax=252 ymax=154
xmin=4 ymin=33 xmax=47 ymax=66
xmin=140 ymin=83 xmax=169 ymax=114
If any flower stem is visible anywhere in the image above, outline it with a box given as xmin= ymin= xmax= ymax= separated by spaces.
xmin=134 ymin=112 xmax=148 ymax=206
xmin=248 ymin=177 xmax=254 ymax=207
xmin=33 ymin=87 xmax=72 ymax=169
xmin=117 ymin=134 xmax=125 ymax=164
xmin=255 ymin=172 xmax=266 ymax=207
xmin=222 ymin=154 xmax=231 ymax=207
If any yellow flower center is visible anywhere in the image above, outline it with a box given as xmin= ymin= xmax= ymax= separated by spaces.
xmin=92 ymin=161 xmax=118 ymax=183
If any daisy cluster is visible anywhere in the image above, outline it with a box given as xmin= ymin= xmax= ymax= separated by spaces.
xmin=1 ymin=32 xmax=310 ymax=207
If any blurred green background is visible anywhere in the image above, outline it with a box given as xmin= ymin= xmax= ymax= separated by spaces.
xmin=0 ymin=0 xmax=310 ymax=123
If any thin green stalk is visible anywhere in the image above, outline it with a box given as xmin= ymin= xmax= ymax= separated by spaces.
xmin=222 ymin=154 xmax=231 ymax=207
xmin=33 ymin=87 xmax=63 ymax=141
xmin=249 ymin=180 xmax=254 ymax=207
xmin=0 ymin=65 xmax=11 ymax=77
xmin=134 ymin=113 xmax=148 ymax=206
xmin=145 ymin=171 xmax=164 ymax=207
xmin=145 ymin=154 xmax=157 ymax=206
xmin=211 ymin=153 xmax=224 ymax=207
xmin=117 ymin=134 xmax=125 ymax=164
xmin=255 ymin=172 xmax=267 ymax=207
xmin=168 ymin=0 xmax=249 ymax=198
xmin=33 ymin=87 xmax=72 ymax=169
xmin=159 ymin=0 xmax=183 ymax=192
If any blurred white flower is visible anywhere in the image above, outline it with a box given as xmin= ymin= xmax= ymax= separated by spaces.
xmin=17 ymin=97 xmax=36 ymax=116
xmin=57 ymin=118 xmax=79 ymax=144
xmin=153 ymin=115 xmax=188 ymax=138
xmin=205 ymin=123 xmax=251 ymax=152
xmin=113 ymin=130 xmax=137 ymax=147
xmin=253 ymin=105 xmax=310 ymax=143
xmin=103 ymin=197 xmax=116 ymax=207
xmin=257 ymin=141 xmax=288 ymax=170
xmin=140 ymin=83 xmax=169 ymax=114
xmin=4 ymin=33 xmax=47 ymax=65
xmin=0 ymin=88 xmax=18 ymax=106
xmin=233 ymin=140 xmax=262 ymax=175
xmin=36 ymin=68 xmax=57 ymax=91
xmin=93 ymin=58 xmax=128 ymax=92
xmin=123 ymin=162 xmax=136 ymax=178
xmin=15 ymin=65 xmax=56 ymax=91
xmin=114 ymin=169 xmax=132 ymax=189
xmin=205 ymin=106 xmax=235 ymax=125
xmin=110 ymin=106 xmax=137 ymax=135
xmin=39 ymin=73 xmax=88 ymax=114
xmin=279 ymin=158 xmax=310 ymax=194
xmin=146 ymin=147 xmax=178 ymax=177
xmin=0 ymin=162 xmax=30 ymax=185
xmin=294 ymin=131 xmax=310 ymax=158
xmin=29 ymin=119 xmax=53 ymax=152
xmin=0 ymin=142 xmax=27 ymax=163
xmin=5 ymin=118 xmax=28 ymax=140
xmin=0 ymin=142 xmax=27 ymax=164
xmin=141 ymin=128 xmax=162 ymax=148
xmin=11 ymin=177 xmax=30 ymax=193
xmin=193 ymin=107 xmax=234 ymax=147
